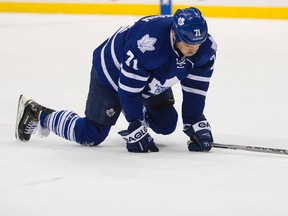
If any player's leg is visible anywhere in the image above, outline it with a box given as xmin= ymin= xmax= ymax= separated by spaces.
xmin=40 ymin=110 xmax=111 ymax=146
xmin=44 ymin=67 xmax=121 ymax=145
xmin=16 ymin=67 xmax=122 ymax=146
xmin=15 ymin=96 xmax=112 ymax=146
xmin=143 ymin=88 xmax=178 ymax=135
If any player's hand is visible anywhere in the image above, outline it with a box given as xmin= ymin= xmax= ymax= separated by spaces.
xmin=118 ymin=120 xmax=159 ymax=153
xmin=184 ymin=116 xmax=213 ymax=152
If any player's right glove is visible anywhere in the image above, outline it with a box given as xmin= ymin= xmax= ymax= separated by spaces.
xmin=184 ymin=116 xmax=213 ymax=152
xmin=118 ymin=120 xmax=159 ymax=153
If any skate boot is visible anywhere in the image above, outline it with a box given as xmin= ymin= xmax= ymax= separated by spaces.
xmin=15 ymin=95 xmax=55 ymax=141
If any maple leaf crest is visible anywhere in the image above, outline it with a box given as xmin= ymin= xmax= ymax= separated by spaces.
xmin=137 ymin=34 xmax=157 ymax=53
xmin=178 ymin=17 xmax=185 ymax=26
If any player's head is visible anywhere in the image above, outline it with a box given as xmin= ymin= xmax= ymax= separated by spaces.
xmin=172 ymin=7 xmax=208 ymax=45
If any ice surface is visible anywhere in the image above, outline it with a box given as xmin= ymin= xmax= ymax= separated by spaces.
xmin=0 ymin=13 xmax=288 ymax=216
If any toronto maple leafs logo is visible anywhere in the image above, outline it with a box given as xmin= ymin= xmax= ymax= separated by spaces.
xmin=106 ymin=108 xmax=115 ymax=117
xmin=178 ymin=17 xmax=185 ymax=26
xmin=154 ymin=84 xmax=168 ymax=94
xmin=137 ymin=34 xmax=157 ymax=53
xmin=176 ymin=57 xmax=186 ymax=68
xmin=148 ymin=77 xmax=179 ymax=95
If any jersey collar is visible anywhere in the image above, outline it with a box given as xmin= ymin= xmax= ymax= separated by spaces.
xmin=170 ymin=30 xmax=180 ymax=57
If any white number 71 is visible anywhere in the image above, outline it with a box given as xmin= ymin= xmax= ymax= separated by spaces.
xmin=194 ymin=29 xmax=201 ymax=36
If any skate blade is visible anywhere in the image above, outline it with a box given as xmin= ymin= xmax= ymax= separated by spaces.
xmin=15 ymin=95 xmax=28 ymax=140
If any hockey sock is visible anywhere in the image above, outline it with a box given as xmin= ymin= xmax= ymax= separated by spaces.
xmin=40 ymin=110 xmax=110 ymax=145
xmin=42 ymin=110 xmax=79 ymax=142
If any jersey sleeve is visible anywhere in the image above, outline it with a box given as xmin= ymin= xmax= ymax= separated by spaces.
xmin=117 ymin=18 xmax=169 ymax=123
xmin=118 ymin=47 xmax=151 ymax=122
xmin=181 ymin=36 xmax=217 ymax=125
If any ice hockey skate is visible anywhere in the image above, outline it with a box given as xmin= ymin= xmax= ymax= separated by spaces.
xmin=15 ymin=95 xmax=54 ymax=141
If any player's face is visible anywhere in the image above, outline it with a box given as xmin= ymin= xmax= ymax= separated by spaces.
xmin=175 ymin=41 xmax=200 ymax=57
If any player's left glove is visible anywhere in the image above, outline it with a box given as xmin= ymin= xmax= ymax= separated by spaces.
xmin=184 ymin=116 xmax=213 ymax=152
xmin=118 ymin=120 xmax=159 ymax=153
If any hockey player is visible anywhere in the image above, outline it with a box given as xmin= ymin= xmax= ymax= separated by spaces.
xmin=15 ymin=7 xmax=217 ymax=153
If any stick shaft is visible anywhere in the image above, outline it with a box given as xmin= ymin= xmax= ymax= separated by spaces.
xmin=212 ymin=143 xmax=288 ymax=155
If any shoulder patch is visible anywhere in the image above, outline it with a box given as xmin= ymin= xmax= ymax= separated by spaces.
xmin=137 ymin=34 xmax=157 ymax=53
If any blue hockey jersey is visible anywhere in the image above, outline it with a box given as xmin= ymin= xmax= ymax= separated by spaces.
xmin=92 ymin=15 xmax=217 ymax=125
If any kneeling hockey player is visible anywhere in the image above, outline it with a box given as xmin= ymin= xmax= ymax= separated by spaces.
xmin=16 ymin=7 xmax=217 ymax=153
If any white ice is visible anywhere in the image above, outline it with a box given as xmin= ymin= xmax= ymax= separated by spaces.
xmin=0 ymin=13 xmax=288 ymax=216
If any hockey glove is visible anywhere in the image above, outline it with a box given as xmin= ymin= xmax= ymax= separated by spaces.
xmin=184 ymin=117 xmax=213 ymax=152
xmin=118 ymin=120 xmax=159 ymax=153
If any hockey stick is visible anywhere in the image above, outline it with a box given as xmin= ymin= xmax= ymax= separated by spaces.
xmin=212 ymin=142 xmax=288 ymax=155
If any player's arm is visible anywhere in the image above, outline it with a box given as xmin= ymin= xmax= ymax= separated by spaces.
xmin=181 ymin=48 xmax=216 ymax=152
xmin=117 ymin=49 xmax=159 ymax=153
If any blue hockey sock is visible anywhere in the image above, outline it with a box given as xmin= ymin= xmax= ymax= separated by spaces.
xmin=42 ymin=110 xmax=79 ymax=142
xmin=40 ymin=110 xmax=110 ymax=146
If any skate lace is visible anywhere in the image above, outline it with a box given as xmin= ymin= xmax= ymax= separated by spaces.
xmin=24 ymin=120 xmax=38 ymax=135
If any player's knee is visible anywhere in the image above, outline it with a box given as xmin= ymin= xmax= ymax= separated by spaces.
xmin=154 ymin=123 xmax=177 ymax=135
xmin=152 ymin=117 xmax=177 ymax=135
xmin=148 ymin=106 xmax=178 ymax=135
xmin=74 ymin=117 xmax=110 ymax=146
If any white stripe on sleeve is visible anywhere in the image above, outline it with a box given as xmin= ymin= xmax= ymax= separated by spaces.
xmin=119 ymin=81 xmax=145 ymax=93
xmin=181 ymin=85 xmax=207 ymax=96
xmin=187 ymin=74 xmax=210 ymax=82
xmin=121 ymin=66 xmax=149 ymax=81
xmin=100 ymin=40 xmax=119 ymax=91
